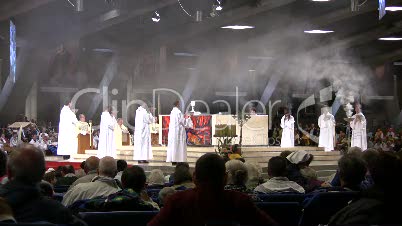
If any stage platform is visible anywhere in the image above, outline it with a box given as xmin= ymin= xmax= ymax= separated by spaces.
xmin=45 ymin=146 xmax=341 ymax=180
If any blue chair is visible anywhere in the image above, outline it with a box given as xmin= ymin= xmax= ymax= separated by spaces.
xmin=257 ymin=193 xmax=305 ymax=203
xmin=146 ymin=189 xmax=161 ymax=204
xmin=256 ymin=202 xmax=302 ymax=226
xmin=299 ymin=191 xmax=360 ymax=226
xmin=78 ymin=211 xmax=159 ymax=226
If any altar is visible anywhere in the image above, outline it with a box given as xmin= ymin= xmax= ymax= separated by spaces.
xmin=158 ymin=114 xmax=269 ymax=146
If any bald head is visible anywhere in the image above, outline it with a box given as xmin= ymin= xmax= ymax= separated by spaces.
xmin=85 ymin=156 xmax=100 ymax=172
xmin=98 ymin=156 xmax=117 ymax=178
xmin=8 ymin=144 xmax=45 ymax=184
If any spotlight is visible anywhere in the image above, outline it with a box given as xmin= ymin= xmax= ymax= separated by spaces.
xmin=152 ymin=11 xmax=160 ymax=23
xmin=221 ymin=25 xmax=254 ymax=30
xmin=216 ymin=0 xmax=223 ymax=10
xmin=379 ymin=37 xmax=402 ymax=41
xmin=385 ymin=6 xmax=402 ymax=11
xmin=304 ymin=30 xmax=334 ymax=34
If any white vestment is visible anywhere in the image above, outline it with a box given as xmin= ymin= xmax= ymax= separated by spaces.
xmin=350 ymin=112 xmax=367 ymax=151
xmin=133 ymin=106 xmax=154 ymax=161
xmin=166 ymin=107 xmax=193 ymax=162
xmin=280 ymin=115 xmax=295 ymax=148
xmin=318 ymin=112 xmax=336 ymax=152
xmin=57 ymin=105 xmax=78 ymax=155
xmin=98 ymin=112 xmax=116 ymax=158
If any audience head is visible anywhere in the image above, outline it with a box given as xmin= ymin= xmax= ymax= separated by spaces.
xmin=232 ymin=144 xmax=241 ymax=154
xmin=158 ymin=187 xmax=176 ymax=206
xmin=194 ymin=153 xmax=226 ymax=190
xmin=361 ymin=148 xmax=379 ymax=175
xmin=244 ymin=162 xmax=262 ymax=182
xmin=268 ymin=156 xmax=288 ymax=178
xmin=121 ymin=166 xmax=146 ymax=193
xmin=117 ymin=159 xmax=128 ymax=172
xmin=62 ymin=165 xmax=75 ymax=176
xmin=173 ymin=165 xmax=192 ymax=185
xmin=98 ymin=156 xmax=117 ymax=178
xmin=0 ymin=197 xmax=14 ymax=222
xmin=347 ymin=146 xmax=363 ymax=156
xmin=79 ymin=114 xmax=86 ymax=122
xmin=279 ymin=150 xmax=293 ymax=159
xmin=0 ymin=151 xmax=7 ymax=177
xmin=369 ymin=151 xmax=402 ymax=192
xmin=286 ymin=150 xmax=310 ymax=168
xmin=7 ymin=144 xmax=45 ymax=185
xmin=338 ymin=154 xmax=366 ymax=189
xmin=148 ymin=169 xmax=165 ymax=185
xmin=43 ymin=171 xmax=57 ymax=185
xmin=85 ymin=156 xmax=100 ymax=173
xmin=225 ymin=160 xmax=248 ymax=186
xmin=39 ymin=181 xmax=54 ymax=197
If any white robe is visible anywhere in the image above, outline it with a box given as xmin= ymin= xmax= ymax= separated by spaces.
xmin=133 ymin=106 xmax=154 ymax=161
xmin=166 ymin=107 xmax=193 ymax=162
xmin=57 ymin=106 xmax=78 ymax=155
xmin=98 ymin=112 xmax=117 ymax=158
xmin=318 ymin=112 xmax=336 ymax=152
xmin=280 ymin=115 xmax=295 ymax=148
xmin=350 ymin=112 xmax=367 ymax=151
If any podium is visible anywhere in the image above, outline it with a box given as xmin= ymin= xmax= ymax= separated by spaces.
xmin=122 ymin=133 xmax=130 ymax=146
xmin=77 ymin=134 xmax=91 ymax=154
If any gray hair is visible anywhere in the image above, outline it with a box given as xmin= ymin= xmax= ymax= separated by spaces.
xmin=158 ymin=187 xmax=175 ymax=205
xmin=148 ymin=169 xmax=165 ymax=185
xmin=225 ymin=160 xmax=248 ymax=185
xmin=244 ymin=162 xmax=262 ymax=181
xmin=98 ymin=156 xmax=117 ymax=178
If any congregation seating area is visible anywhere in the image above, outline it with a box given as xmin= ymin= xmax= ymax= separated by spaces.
xmin=47 ymin=187 xmax=360 ymax=226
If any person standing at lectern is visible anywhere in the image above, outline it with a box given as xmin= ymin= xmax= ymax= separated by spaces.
xmin=76 ymin=114 xmax=90 ymax=135
xmin=115 ymin=118 xmax=129 ymax=149
xmin=57 ymin=101 xmax=78 ymax=160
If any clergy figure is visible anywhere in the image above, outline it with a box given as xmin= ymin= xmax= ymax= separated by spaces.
xmin=318 ymin=106 xmax=336 ymax=152
xmin=350 ymin=104 xmax=367 ymax=151
xmin=133 ymin=104 xmax=155 ymax=163
xmin=57 ymin=101 xmax=78 ymax=158
xmin=76 ymin=114 xmax=90 ymax=135
xmin=280 ymin=108 xmax=295 ymax=148
xmin=97 ymin=107 xmax=117 ymax=158
xmin=166 ymin=101 xmax=193 ymax=163
xmin=115 ymin=118 xmax=129 ymax=149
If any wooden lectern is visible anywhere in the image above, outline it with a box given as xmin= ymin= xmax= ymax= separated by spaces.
xmin=122 ymin=133 xmax=130 ymax=146
xmin=77 ymin=134 xmax=91 ymax=154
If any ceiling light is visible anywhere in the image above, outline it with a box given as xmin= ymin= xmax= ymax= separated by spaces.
xmin=221 ymin=25 xmax=254 ymax=30
xmin=385 ymin=6 xmax=402 ymax=11
xmin=152 ymin=11 xmax=160 ymax=22
xmin=304 ymin=30 xmax=334 ymax=34
xmin=216 ymin=5 xmax=223 ymax=11
xmin=379 ymin=37 xmax=402 ymax=41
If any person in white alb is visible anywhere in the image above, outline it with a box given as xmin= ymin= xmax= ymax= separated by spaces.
xmin=57 ymin=101 xmax=78 ymax=159
xmin=97 ymin=107 xmax=117 ymax=158
xmin=350 ymin=104 xmax=367 ymax=151
xmin=166 ymin=101 xmax=193 ymax=164
xmin=280 ymin=108 xmax=295 ymax=148
xmin=318 ymin=106 xmax=336 ymax=152
xmin=133 ymin=103 xmax=155 ymax=163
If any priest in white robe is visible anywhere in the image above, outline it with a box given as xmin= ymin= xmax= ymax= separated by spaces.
xmin=57 ymin=101 xmax=78 ymax=158
xmin=133 ymin=104 xmax=155 ymax=163
xmin=98 ymin=107 xmax=117 ymax=158
xmin=280 ymin=108 xmax=295 ymax=148
xmin=318 ymin=106 xmax=336 ymax=152
xmin=166 ymin=101 xmax=193 ymax=163
xmin=350 ymin=104 xmax=367 ymax=151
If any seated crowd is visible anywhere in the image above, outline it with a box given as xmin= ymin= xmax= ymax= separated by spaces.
xmin=0 ymin=143 xmax=401 ymax=226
